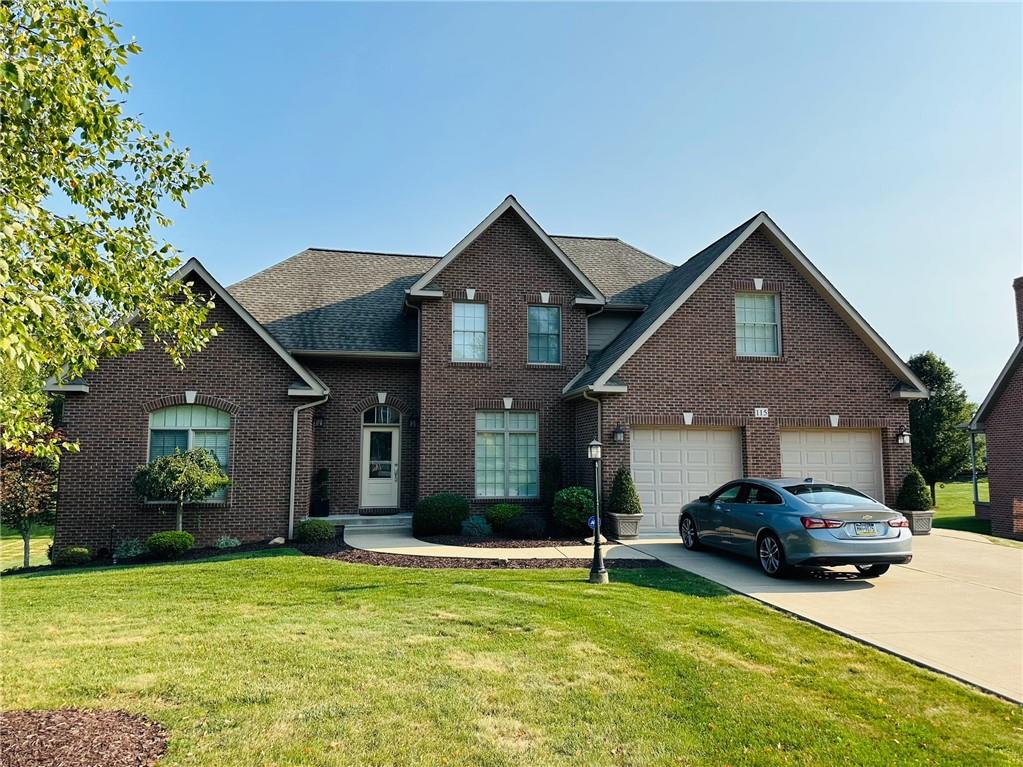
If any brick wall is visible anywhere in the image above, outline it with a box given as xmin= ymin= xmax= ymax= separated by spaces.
xmin=595 ymin=229 xmax=913 ymax=506
xmin=417 ymin=209 xmax=588 ymax=514
xmin=53 ymin=276 xmax=314 ymax=551
xmin=984 ymin=354 xmax=1023 ymax=540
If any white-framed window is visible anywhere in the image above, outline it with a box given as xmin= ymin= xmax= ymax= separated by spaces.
xmin=148 ymin=405 xmax=231 ymax=501
xmin=475 ymin=411 xmax=538 ymax=498
xmin=735 ymin=292 xmax=780 ymax=357
xmin=452 ymin=302 xmax=487 ymax=362
xmin=363 ymin=405 xmax=400 ymax=425
xmin=528 ymin=306 xmax=562 ymax=364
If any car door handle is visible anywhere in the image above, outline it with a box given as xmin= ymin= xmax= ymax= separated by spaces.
xmin=755 ymin=511 xmax=764 ymax=517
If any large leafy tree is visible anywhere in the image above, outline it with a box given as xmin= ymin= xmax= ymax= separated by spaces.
xmin=907 ymin=352 xmax=973 ymax=505
xmin=1 ymin=0 xmax=215 ymax=456
xmin=1 ymin=432 xmax=60 ymax=568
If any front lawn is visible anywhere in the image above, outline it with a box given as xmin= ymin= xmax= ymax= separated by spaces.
xmin=933 ymin=481 xmax=994 ymax=535
xmin=2 ymin=552 xmax=1020 ymax=766
xmin=0 ymin=524 xmax=52 ymax=571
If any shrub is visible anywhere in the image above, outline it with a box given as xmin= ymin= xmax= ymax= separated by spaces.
xmin=413 ymin=493 xmax=470 ymax=536
xmin=113 ymin=538 xmax=145 ymax=562
xmin=896 ymin=466 xmax=932 ymax=511
xmin=552 ymin=487 xmax=594 ymax=535
xmin=502 ymin=514 xmax=548 ymax=540
xmin=132 ymin=448 xmax=230 ymax=531
xmin=53 ymin=546 xmax=92 ymax=567
xmin=145 ymin=530 xmax=194 ymax=560
xmin=540 ymin=453 xmax=563 ymax=509
xmin=608 ymin=466 xmax=642 ymax=516
xmin=295 ymin=519 xmax=336 ymax=543
xmin=485 ymin=503 xmax=523 ymax=532
xmin=461 ymin=515 xmax=493 ymax=538
xmin=216 ymin=535 xmax=242 ymax=549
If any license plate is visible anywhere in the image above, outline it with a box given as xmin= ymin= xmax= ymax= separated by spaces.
xmin=853 ymin=523 xmax=878 ymax=537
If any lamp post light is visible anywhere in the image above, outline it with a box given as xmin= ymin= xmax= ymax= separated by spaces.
xmin=587 ymin=439 xmax=608 ymax=585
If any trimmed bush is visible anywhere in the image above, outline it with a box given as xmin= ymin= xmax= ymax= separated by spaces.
xmin=295 ymin=519 xmax=336 ymax=543
xmin=113 ymin=538 xmax=144 ymax=562
xmin=461 ymin=515 xmax=493 ymax=538
xmin=552 ymin=486 xmax=594 ymax=535
xmin=145 ymin=530 xmax=194 ymax=560
xmin=413 ymin=493 xmax=470 ymax=536
xmin=53 ymin=546 xmax=92 ymax=567
xmin=608 ymin=466 xmax=642 ymax=516
xmin=485 ymin=503 xmax=522 ymax=532
xmin=216 ymin=536 xmax=242 ymax=549
xmin=896 ymin=466 xmax=932 ymax=511
xmin=502 ymin=514 xmax=548 ymax=540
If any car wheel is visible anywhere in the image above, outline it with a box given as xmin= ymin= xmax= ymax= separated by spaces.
xmin=854 ymin=563 xmax=890 ymax=578
xmin=679 ymin=514 xmax=703 ymax=550
xmin=757 ymin=532 xmax=788 ymax=578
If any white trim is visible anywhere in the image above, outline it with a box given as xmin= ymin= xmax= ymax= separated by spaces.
xmin=540 ymin=291 xmax=550 ymax=304
xmin=43 ymin=382 xmax=89 ymax=393
xmin=503 ymin=397 xmax=513 ymax=410
xmin=971 ymin=338 xmax=1023 ymax=428
xmin=591 ymin=213 xmax=928 ymax=396
xmin=184 ymin=390 xmax=198 ymax=404
xmin=527 ymin=304 xmax=562 ymax=365
xmin=683 ymin=412 xmax=694 ymax=425
xmin=829 ymin=414 xmax=840 ymax=428
xmin=171 ymin=258 xmax=328 ymax=397
xmin=291 ymin=349 xmax=421 ymax=359
xmin=753 ymin=277 xmax=764 ymax=290
xmin=451 ymin=300 xmax=488 ymax=363
xmin=360 ymin=424 xmax=401 ymax=509
xmin=891 ymin=388 xmax=929 ymax=400
xmin=591 ymin=383 xmax=628 ymax=393
xmin=561 ymin=365 xmax=590 ymax=395
xmin=377 ymin=392 xmax=387 ymax=404
xmin=734 ymin=290 xmax=782 ymax=358
xmin=574 ymin=296 xmax=604 ymax=306
xmin=408 ymin=196 xmax=606 ymax=303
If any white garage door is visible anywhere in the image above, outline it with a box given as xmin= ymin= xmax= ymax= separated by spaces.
xmin=780 ymin=430 xmax=884 ymax=501
xmin=630 ymin=428 xmax=743 ymax=532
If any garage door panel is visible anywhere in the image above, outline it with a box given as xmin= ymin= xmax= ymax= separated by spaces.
xmin=781 ymin=429 xmax=883 ymax=501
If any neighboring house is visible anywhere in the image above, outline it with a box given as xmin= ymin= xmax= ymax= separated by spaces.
xmin=47 ymin=196 xmax=928 ymax=550
xmin=967 ymin=277 xmax=1023 ymax=540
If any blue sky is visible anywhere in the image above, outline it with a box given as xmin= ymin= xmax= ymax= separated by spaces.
xmin=111 ymin=1 xmax=1021 ymax=400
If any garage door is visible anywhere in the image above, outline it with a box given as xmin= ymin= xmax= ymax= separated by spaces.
xmin=780 ymin=430 xmax=884 ymax=501
xmin=630 ymin=428 xmax=743 ymax=532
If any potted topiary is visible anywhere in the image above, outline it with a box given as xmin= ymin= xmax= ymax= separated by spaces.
xmin=606 ymin=466 xmax=644 ymax=540
xmin=896 ymin=466 xmax=934 ymax=535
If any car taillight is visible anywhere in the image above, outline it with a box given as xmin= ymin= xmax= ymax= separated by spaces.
xmin=800 ymin=517 xmax=844 ymax=529
xmin=888 ymin=517 xmax=910 ymax=528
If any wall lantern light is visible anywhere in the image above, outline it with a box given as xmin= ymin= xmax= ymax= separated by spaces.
xmin=897 ymin=430 xmax=911 ymax=445
xmin=611 ymin=424 xmax=626 ymax=443
xmin=313 ymin=415 xmax=325 ymax=428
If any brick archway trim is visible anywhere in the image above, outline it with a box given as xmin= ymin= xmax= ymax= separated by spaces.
xmin=351 ymin=394 xmax=411 ymax=414
xmin=143 ymin=393 xmax=241 ymax=415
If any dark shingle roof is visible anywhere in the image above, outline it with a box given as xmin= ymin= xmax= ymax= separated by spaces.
xmin=230 ymin=249 xmax=438 ymax=353
xmin=568 ymin=214 xmax=760 ymax=392
xmin=551 ymin=236 xmax=673 ymax=305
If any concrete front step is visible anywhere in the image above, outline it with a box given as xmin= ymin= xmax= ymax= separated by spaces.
xmin=310 ymin=513 xmax=412 ymax=530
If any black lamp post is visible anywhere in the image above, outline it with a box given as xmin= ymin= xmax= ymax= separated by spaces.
xmin=587 ymin=438 xmax=608 ymax=585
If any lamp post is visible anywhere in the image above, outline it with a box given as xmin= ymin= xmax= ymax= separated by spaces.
xmin=587 ymin=439 xmax=608 ymax=585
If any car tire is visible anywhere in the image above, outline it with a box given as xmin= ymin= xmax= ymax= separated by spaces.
xmin=679 ymin=514 xmax=703 ymax=550
xmin=757 ymin=531 xmax=789 ymax=578
xmin=854 ymin=564 xmax=890 ymax=578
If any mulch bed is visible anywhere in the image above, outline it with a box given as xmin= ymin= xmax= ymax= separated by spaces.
xmin=419 ymin=534 xmax=586 ymax=549
xmin=0 ymin=709 xmax=167 ymax=767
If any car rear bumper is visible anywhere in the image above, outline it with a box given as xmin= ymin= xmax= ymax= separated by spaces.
xmin=782 ymin=528 xmax=912 ymax=567
xmin=796 ymin=553 xmax=913 ymax=567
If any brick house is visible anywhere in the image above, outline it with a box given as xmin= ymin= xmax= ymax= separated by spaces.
xmin=967 ymin=276 xmax=1023 ymax=540
xmin=47 ymin=197 xmax=929 ymax=550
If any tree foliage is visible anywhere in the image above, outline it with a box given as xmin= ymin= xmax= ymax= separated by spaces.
xmin=607 ymin=466 xmax=642 ymax=516
xmin=132 ymin=449 xmax=230 ymax=532
xmin=0 ymin=431 xmax=59 ymax=567
xmin=907 ymin=352 xmax=973 ymax=504
xmin=1 ymin=0 xmax=215 ymax=455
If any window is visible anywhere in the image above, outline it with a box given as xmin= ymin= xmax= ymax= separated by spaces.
xmin=363 ymin=405 xmax=400 ymax=424
xmin=475 ymin=411 xmax=538 ymax=498
xmin=528 ymin=306 xmax=562 ymax=364
xmin=746 ymin=485 xmax=782 ymax=505
xmin=452 ymin=302 xmax=487 ymax=362
xmin=713 ymin=483 xmax=746 ymax=503
xmin=148 ymin=405 xmax=231 ymax=501
xmin=735 ymin=293 xmax=780 ymax=357
xmin=784 ymin=484 xmax=876 ymax=504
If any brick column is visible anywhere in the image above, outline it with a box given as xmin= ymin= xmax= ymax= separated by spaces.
xmin=743 ymin=420 xmax=780 ymax=477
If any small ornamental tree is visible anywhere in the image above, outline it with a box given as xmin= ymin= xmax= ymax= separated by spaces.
xmin=0 ymin=434 xmax=59 ymax=568
xmin=608 ymin=466 xmax=642 ymax=516
xmin=896 ymin=466 xmax=932 ymax=511
xmin=132 ymin=449 xmax=230 ymax=531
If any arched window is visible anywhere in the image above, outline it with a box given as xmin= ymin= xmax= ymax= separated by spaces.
xmin=363 ymin=405 xmax=400 ymax=425
xmin=148 ymin=405 xmax=231 ymax=501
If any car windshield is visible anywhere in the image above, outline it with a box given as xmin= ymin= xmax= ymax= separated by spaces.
xmin=784 ymin=484 xmax=875 ymax=504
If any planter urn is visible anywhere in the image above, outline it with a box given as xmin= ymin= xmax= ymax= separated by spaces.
xmin=608 ymin=512 xmax=644 ymax=540
xmin=902 ymin=509 xmax=934 ymax=535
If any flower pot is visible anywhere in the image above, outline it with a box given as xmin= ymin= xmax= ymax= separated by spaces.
xmin=608 ymin=512 xmax=644 ymax=540
xmin=902 ymin=509 xmax=934 ymax=535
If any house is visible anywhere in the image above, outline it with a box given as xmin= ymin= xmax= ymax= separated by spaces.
xmin=967 ymin=277 xmax=1023 ymax=540
xmin=46 ymin=196 xmax=929 ymax=551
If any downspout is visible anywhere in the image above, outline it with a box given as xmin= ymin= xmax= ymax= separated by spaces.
xmin=970 ymin=430 xmax=979 ymax=505
xmin=289 ymin=394 xmax=329 ymax=539
xmin=583 ymin=389 xmax=602 ymax=496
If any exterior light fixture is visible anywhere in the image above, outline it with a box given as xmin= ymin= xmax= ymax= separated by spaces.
xmin=587 ymin=439 xmax=608 ymax=585
xmin=897 ymin=430 xmax=911 ymax=445
xmin=611 ymin=424 xmax=626 ymax=443
xmin=587 ymin=439 xmax=603 ymax=461
xmin=313 ymin=415 xmax=325 ymax=428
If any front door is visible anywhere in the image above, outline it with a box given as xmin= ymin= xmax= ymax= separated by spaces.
xmin=361 ymin=427 xmax=399 ymax=508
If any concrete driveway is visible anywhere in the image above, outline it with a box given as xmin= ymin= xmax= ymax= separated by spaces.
xmin=629 ymin=528 xmax=1023 ymax=702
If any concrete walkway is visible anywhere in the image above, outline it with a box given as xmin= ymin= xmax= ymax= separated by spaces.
xmin=344 ymin=527 xmax=1022 ymax=702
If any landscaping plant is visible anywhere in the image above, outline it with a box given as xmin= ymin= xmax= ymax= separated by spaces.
xmin=896 ymin=466 xmax=933 ymax=511
xmin=113 ymin=538 xmax=145 ymax=563
xmin=484 ymin=503 xmax=522 ymax=532
xmin=215 ymin=536 xmax=242 ymax=549
xmin=52 ymin=546 xmax=92 ymax=567
xmin=132 ymin=448 xmax=230 ymax=531
xmin=608 ymin=466 xmax=642 ymax=515
xmin=460 ymin=515 xmax=493 ymax=538
xmin=295 ymin=519 xmax=336 ymax=544
xmin=413 ymin=493 xmax=470 ymax=536
xmin=145 ymin=531 xmax=194 ymax=560
xmin=553 ymin=487 xmax=595 ymax=535
xmin=502 ymin=514 xmax=548 ymax=539
xmin=0 ymin=435 xmax=58 ymax=568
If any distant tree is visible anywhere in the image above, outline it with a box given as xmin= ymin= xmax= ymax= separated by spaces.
xmin=907 ymin=352 xmax=973 ymax=504
xmin=0 ymin=433 xmax=60 ymax=568
xmin=132 ymin=449 xmax=230 ymax=532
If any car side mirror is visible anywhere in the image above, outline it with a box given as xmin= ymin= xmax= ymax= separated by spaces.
xmin=698 ymin=495 xmax=710 ymax=504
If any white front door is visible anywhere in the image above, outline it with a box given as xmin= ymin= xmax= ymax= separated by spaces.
xmin=361 ymin=426 xmax=400 ymax=508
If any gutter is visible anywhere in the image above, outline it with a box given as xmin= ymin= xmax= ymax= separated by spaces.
xmin=289 ymin=393 xmax=329 ymax=538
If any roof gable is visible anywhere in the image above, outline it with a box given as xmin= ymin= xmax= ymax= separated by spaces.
xmin=408 ymin=196 xmax=606 ymax=303
xmin=971 ymin=338 xmax=1023 ymax=428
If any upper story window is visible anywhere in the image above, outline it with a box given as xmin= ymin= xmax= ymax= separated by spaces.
xmin=148 ymin=405 xmax=231 ymax=501
xmin=475 ymin=411 xmax=538 ymax=498
xmin=735 ymin=292 xmax=780 ymax=357
xmin=528 ymin=306 xmax=562 ymax=364
xmin=363 ymin=405 xmax=400 ymax=424
xmin=452 ymin=302 xmax=487 ymax=362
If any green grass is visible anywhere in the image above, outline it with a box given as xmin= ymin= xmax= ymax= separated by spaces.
xmin=0 ymin=524 xmax=52 ymax=571
xmin=932 ymin=480 xmax=990 ymax=534
xmin=3 ymin=553 xmax=1021 ymax=766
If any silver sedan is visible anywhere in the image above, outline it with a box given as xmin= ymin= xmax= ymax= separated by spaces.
xmin=678 ymin=478 xmax=913 ymax=578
